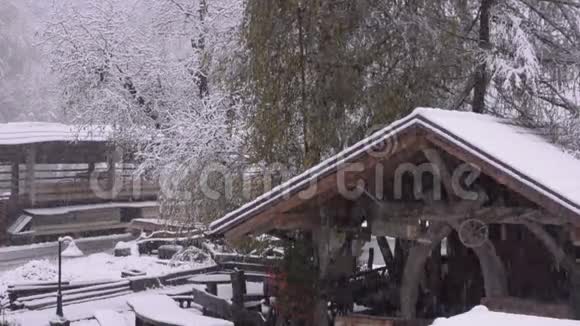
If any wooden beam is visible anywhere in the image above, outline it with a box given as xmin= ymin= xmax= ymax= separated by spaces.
xmin=236 ymin=213 xmax=320 ymax=239
xmin=421 ymin=147 xmax=457 ymax=200
xmin=88 ymin=162 xmax=95 ymax=175
xmin=272 ymin=213 xmax=319 ymax=230
xmin=223 ymin=126 xmax=422 ymax=241
xmin=10 ymin=161 xmax=19 ymax=203
xmin=371 ymin=220 xmax=420 ymax=240
xmin=519 ymin=219 xmax=577 ymax=273
xmin=498 ymin=210 xmax=569 ymax=226
xmin=400 ymin=223 xmax=452 ymax=318
xmin=419 ymin=142 xmax=508 ymax=314
xmin=369 ymin=199 xmax=484 ymax=222
xmin=376 ymin=236 xmax=394 ymax=271
xmin=107 ymin=149 xmax=117 ymax=198
xmin=518 ymin=218 xmax=580 ymax=318
xmin=25 ymin=145 xmax=36 ymax=207
xmin=367 ymin=247 xmax=374 ymax=270
xmin=224 ymin=211 xmax=276 ymax=241
xmin=425 ymin=131 xmax=580 ymax=223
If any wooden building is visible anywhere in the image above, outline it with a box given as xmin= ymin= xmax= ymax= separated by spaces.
xmin=0 ymin=122 xmax=159 ymax=244
xmin=209 ymin=108 xmax=580 ymax=324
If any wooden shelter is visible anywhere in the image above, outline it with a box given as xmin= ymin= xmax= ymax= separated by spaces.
xmin=209 ymin=108 xmax=580 ymax=324
xmin=0 ymin=122 xmax=159 ymax=244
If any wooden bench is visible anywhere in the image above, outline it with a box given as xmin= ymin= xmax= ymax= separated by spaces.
xmin=189 ymin=287 xmax=266 ymax=326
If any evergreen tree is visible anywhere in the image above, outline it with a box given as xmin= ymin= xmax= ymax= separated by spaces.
xmin=238 ymin=0 xmax=580 ymax=169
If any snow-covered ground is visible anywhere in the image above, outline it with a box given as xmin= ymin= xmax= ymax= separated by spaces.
xmin=0 ymin=241 xmax=201 ymax=301
xmin=0 ymin=233 xmax=135 ymax=273
xmin=0 ymin=240 xmax=227 ymax=325
xmin=3 ymin=240 xmax=579 ymax=326
xmin=6 ymin=282 xmax=262 ymax=325
xmin=432 ymin=306 xmax=580 ymax=326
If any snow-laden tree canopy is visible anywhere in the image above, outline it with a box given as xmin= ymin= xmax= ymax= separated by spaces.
xmin=43 ymin=0 xmax=244 ymax=174
xmin=39 ymin=0 xmax=580 ymax=221
xmin=237 ymin=0 xmax=580 ymax=169
xmin=42 ymin=0 xmax=246 ymax=222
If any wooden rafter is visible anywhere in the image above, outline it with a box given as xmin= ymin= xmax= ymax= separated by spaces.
xmin=424 ymin=130 xmax=579 ymax=223
xmin=224 ymin=128 xmax=423 ymax=241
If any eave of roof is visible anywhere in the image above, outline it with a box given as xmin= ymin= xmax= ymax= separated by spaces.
xmin=0 ymin=122 xmax=109 ymax=145
xmin=209 ymin=108 xmax=580 ymax=236
xmin=209 ymin=110 xmax=421 ymax=235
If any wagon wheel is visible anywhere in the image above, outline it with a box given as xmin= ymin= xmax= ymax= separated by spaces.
xmin=458 ymin=219 xmax=489 ymax=248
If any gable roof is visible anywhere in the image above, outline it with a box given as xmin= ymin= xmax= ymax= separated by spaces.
xmin=209 ymin=107 xmax=580 ymax=236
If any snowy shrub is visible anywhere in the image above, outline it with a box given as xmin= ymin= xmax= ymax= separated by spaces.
xmin=169 ymin=246 xmax=214 ymax=267
xmin=0 ymin=320 xmax=19 ymax=326
xmin=5 ymin=260 xmax=58 ymax=282
xmin=0 ymin=308 xmax=19 ymax=326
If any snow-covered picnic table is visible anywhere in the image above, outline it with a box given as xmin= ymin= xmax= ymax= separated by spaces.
xmin=127 ymin=294 xmax=233 ymax=326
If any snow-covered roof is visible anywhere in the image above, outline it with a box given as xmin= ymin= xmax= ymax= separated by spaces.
xmin=23 ymin=201 xmax=158 ymax=216
xmin=210 ymin=107 xmax=580 ymax=236
xmin=0 ymin=122 xmax=108 ymax=145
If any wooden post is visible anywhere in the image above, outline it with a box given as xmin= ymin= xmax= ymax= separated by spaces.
xmin=206 ymin=283 xmax=218 ymax=296
xmin=376 ymin=236 xmax=394 ymax=270
xmin=10 ymin=161 xmax=19 ymax=203
xmin=25 ymin=145 xmax=36 ymax=207
xmin=0 ymin=200 xmax=6 ymax=245
xmin=367 ymin=247 xmax=375 ymax=270
xmin=107 ymin=148 xmax=117 ymax=200
xmin=570 ymin=272 xmax=580 ymax=319
xmin=231 ymin=270 xmax=247 ymax=309
xmin=88 ymin=162 xmax=95 ymax=177
xmin=401 ymin=223 xmax=451 ymax=319
xmin=521 ymin=219 xmax=580 ymax=319
xmin=392 ymin=238 xmax=412 ymax=284
xmin=426 ymin=243 xmax=442 ymax=315
xmin=314 ymin=222 xmax=331 ymax=326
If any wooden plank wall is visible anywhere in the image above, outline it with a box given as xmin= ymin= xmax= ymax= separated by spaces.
xmin=0 ymin=163 xmax=159 ymax=208
xmin=0 ymin=200 xmax=6 ymax=244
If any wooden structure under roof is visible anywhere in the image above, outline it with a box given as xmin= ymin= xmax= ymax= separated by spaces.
xmin=209 ymin=108 xmax=580 ymax=324
xmin=0 ymin=122 xmax=159 ymax=244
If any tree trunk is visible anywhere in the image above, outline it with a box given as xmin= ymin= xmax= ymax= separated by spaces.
xmin=196 ymin=0 xmax=209 ymax=99
xmin=472 ymin=0 xmax=493 ymax=113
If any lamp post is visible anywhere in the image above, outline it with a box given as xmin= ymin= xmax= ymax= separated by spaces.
xmin=50 ymin=236 xmax=83 ymax=326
